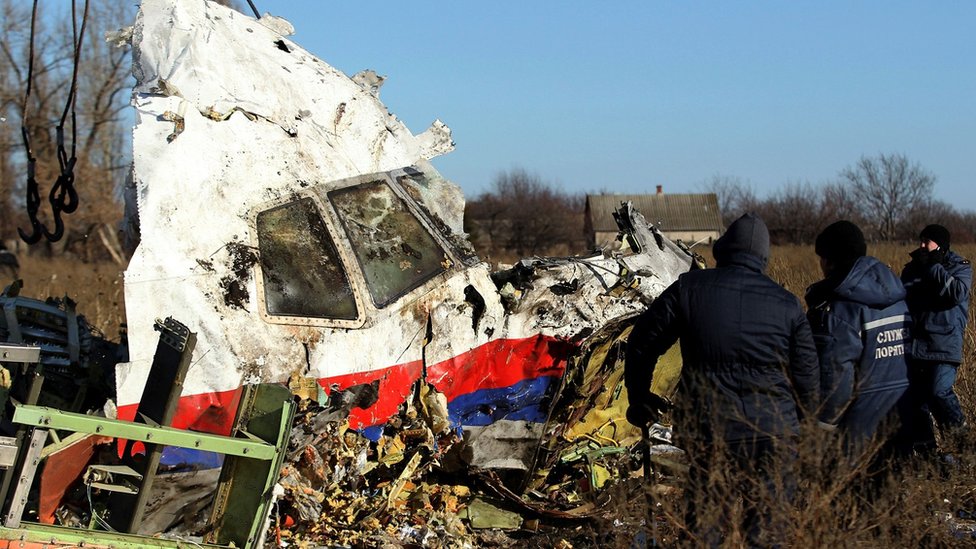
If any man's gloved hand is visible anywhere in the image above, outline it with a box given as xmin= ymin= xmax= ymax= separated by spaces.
xmin=928 ymin=248 xmax=946 ymax=266
xmin=910 ymin=248 xmax=930 ymax=266
xmin=626 ymin=392 xmax=671 ymax=427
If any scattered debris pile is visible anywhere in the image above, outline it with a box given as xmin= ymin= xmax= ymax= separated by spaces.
xmin=275 ymin=386 xmax=472 ymax=547
xmin=272 ymin=326 xmax=687 ymax=548
xmin=274 ymin=399 xmax=684 ymax=547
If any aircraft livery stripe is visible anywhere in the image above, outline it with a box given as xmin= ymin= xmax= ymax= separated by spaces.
xmin=116 ymin=333 xmax=571 ymax=463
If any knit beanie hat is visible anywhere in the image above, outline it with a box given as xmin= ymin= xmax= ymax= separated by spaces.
xmin=713 ymin=212 xmax=770 ymax=265
xmin=920 ymin=224 xmax=950 ymax=249
xmin=815 ymin=221 xmax=867 ymax=266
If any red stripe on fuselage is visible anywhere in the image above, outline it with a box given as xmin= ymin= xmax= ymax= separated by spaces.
xmin=427 ymin=335 xmax=573 ymax=400
xmin=117 ymin=388 xmax=243 ymax=435
xmin=117 ymin=334 xmax=576 ymax=433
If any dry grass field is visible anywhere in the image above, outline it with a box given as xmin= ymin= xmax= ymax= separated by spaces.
xmin=10 ymin=242 xmax=976 ymax=546
xmin=613 ymin=241 xmax=976 ymax=547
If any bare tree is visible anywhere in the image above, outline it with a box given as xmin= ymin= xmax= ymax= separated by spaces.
xmin=759 ymin=182 xmax=828 ymax=244
xmin=903 ymin=198 xmax=976 ymax=245
xmin=819 ymin=181 xmax=863 ymax=226
xmin=840 ymin=153 xmax=935 ymax=241
xmin=0 ymin=0 xmax=134 ymax=259
xmin=951 ymin=211 xmax=976 ymax=244
xmin=698 ymin=174 xmax=759 ymax=228
xmin=465 ymin=168 xmax=584 ymax=260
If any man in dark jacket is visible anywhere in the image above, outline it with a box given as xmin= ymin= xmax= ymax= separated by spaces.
xmin=805 ymin=221 xmax=911 ymax=457
xmin=625 ymin=212 xmax=819 ymax=547
xmin=900 ymin=224 xmax=972 ymax=447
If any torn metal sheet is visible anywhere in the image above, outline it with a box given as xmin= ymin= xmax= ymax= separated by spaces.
xmin=118 ymin=0 xmax=693 ymax=500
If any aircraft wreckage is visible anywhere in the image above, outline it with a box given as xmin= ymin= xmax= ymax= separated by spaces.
xmin=0 ymin=0 xmax=697 ymax=546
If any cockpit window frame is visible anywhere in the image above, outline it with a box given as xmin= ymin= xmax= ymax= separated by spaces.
xmin=251 ymin=167 xmax=466 ymax=327
xmin=325 ymin=178 xmax=452 ymax=309
xmin=251 ymin=190 xmax=367 ymax=329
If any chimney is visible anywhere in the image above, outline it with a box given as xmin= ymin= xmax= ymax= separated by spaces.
xmin=656 ymin=185 xmax=663 ymax=195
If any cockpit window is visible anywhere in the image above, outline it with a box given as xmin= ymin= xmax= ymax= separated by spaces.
xmin=329 ymin=180 xmax=448 ymax=307
xmin=397 ymin=170 xmax=479 ymax=262
xmin=256 ymin=198 xmax=358 ymax=319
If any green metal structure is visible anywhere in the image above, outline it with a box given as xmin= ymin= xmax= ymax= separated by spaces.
xmin=0 ymin=318 xmax=296 ymax=549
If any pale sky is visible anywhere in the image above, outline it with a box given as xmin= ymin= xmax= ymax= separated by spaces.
xmin=264 ymin=2 xmax=975 ymax=209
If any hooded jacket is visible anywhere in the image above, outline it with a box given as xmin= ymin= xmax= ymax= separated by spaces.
xmin=900 ymin=250 xmax=972 ymax=363
xmin=626 ymin=214 xmax=820 ymax=443
xmin=805 ymin=256 xmax=911 ymax=445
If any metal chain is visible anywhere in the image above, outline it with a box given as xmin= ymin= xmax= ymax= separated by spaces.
xmin=17 ymin=0 xmax=42 ymax=244
xmin=18 ymin=0 xmax=89 ymax=245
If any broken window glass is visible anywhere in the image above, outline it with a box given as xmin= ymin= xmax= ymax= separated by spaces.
xmin=397 ymin=170 xmax=479 ymax=262
xmin=256 ymin=198 xmax=358 ymax=319
xmin=329 ymin=180 xmax=447 ymax=307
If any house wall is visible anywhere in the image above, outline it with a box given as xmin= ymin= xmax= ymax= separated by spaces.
xmin=664 ymin=230 xmax=720 ymax=246
xmin=593 ymin=230 xmax=719 ymax=249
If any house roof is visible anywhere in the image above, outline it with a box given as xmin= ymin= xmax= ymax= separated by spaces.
xmin=586 ymin=193 xmax=724 ymax=233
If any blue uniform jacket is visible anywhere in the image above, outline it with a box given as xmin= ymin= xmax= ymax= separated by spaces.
xmin=806 ymin=256 xmax=911 ymax=443
xmin=900 ymin=250 xmax=972 ymax=364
